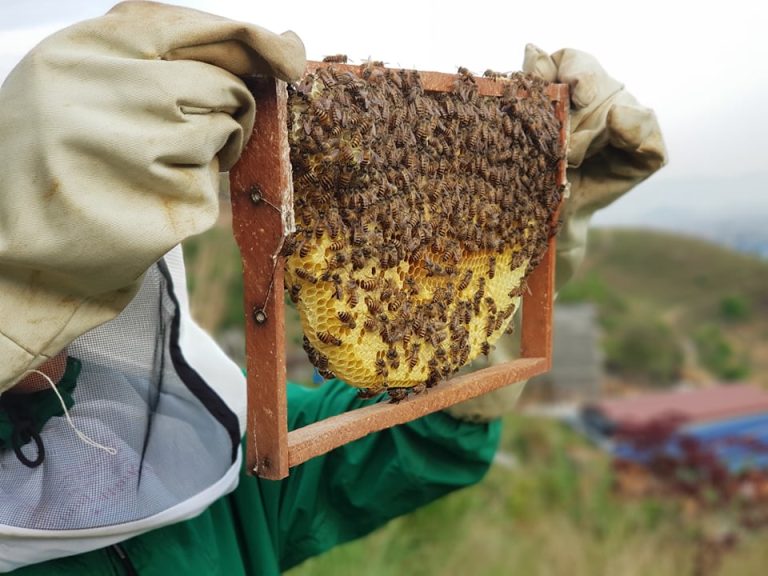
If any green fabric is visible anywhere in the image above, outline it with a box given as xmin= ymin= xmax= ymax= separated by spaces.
xmin=12 ymin=379 xmax=501 ymax=575
xmin=0 ymin=357 xmax=81 ymax=451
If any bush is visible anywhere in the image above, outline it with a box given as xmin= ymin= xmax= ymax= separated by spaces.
xmin=604 ymin=318 xmax=683 ymax=386
xmin=719 ymin=295 xmax=751 ymax=323
xmin=693 ymin=324 xmax=750 ymax=381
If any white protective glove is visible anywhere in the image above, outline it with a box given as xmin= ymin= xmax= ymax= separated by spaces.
xmin=0 ymin=1 xmax=306 ymax=392
xmin=524 ymin=44 xmax=668 ymax=288
xmin=446 ymin=45 xmax=667 ymax=423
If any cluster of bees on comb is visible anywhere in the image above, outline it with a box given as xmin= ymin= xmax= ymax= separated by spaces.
xmin=282 ymin=57 xmax=564 ymax=401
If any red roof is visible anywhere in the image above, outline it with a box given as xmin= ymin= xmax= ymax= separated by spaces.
xmin=588 ymin=384 xmax=768 ymax=429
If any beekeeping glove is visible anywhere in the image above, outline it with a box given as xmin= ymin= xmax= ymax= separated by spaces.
xmin=0 ymin=1 xmax=305 ymax=393
xmin=446 ymin=46 xmax=667 ymax=423
xmin=524 ymin=44 xmax=667 ymax=288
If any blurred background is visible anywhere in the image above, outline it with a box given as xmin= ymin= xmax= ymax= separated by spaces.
xmin=3 ymin=1 xmax=767 ymax=574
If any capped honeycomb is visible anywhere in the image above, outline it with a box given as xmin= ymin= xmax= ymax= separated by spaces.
xmin=283 ymin=62 xmax=564 ymax=398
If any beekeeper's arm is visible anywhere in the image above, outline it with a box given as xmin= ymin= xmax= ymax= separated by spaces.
xmin=447 ymin=45 xmax=668 ymax=422
xmin=0 ymin=0 xmax=305 ymax=394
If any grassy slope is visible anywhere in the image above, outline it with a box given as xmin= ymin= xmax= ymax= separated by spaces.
xmin=287 ymin=415 xmax=754 ymax=576
xmin=560 ymin=228 xmax=768 ymax=385
xmin=577 ymin=228 xmax=768 ymax=325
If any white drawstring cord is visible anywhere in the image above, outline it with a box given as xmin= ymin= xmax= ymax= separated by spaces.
xmin=21 ymin=369 xmax=117 ymax=456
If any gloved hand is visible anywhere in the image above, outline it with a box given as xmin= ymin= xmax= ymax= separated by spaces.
xmin=524 ymin=44 xmax=668 ymax=288
xmin=446 ymin=45 xmax=667 ymax=423
xmin=0 ymin=1 xmax=306 ymax=392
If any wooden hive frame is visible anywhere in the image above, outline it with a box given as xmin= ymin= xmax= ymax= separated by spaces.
xmin=230 ymin=62 xmax=569 ymax=479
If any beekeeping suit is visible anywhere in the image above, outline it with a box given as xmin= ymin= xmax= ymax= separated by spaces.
xmin=0 ymin=2 xmax=665 ymax=573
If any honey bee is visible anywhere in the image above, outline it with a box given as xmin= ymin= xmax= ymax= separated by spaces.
xmin=311 ymin=105 xmax=329 ymax=125
xmin=488 ymin=255 xmax=497 ymax=279
xmin=412 ymin=319 xmax=425 ymax=339
xmin=350 ymin=251 xmax=367 ymax=270
xmin=485 ymin=317 xmax=495 ymax=338
xmin=407 ymin=343 xmax=421 ymax=370
xmin=317 ymin=331 xmax=342 ymax=346
xmin=375 ymin=356 xmax=388 ymax=378
xmin=332 ymin=281 xmax=343 ymax=300
xmin=350 ymin=227 xmax=365 ymax=246
xmin=331 ymin=253 xmax=347 ymax=267
xmin=501 ymin=114 xmax=514 ymax=136
xmin=387 ymin=388 xmax=408 ymax=403
xmin=359 ymin=149 xmax=373 ymax=168
xmin=347 ymin=287 xmax=360 ymax=307
xmin=327 ymin=217 xmax=341 ymax=239
xmin=322 ymin=54 xmax=348 ymax=63
xmin=294 ymin=268 xmax=318 ymax=284
xmin=409 ymin=383 xmax=426 ymax=395
xmin=298 ymin=242 xmax=312 ymax=258
xmin=289 ymin=283 xmax=301 ymax=303
xmin=416 ymin=121 xmax=431 ymax=142
xmin=337 ymin=146 xmax=355 ymax=166
xmin=363 ymin=317 xmax=377 ymax=332
xmin=458 ymin=269 xmax=473 ymax=291
xmin=386 ymin=69 xmax=403 ymax=89
xmin=337 ymin=310 xmax=356 ymax=326
xmin=329 ymin=239 xmax=345 ymax=251
xmin=280 ymin=235 xmax=297 ymax=257
xmin=337 ymin=169 xmax=353 ymax=188
xmin=357 ymin=277 xmax=379 ymax=291
xmin=365 ymin=295 xmax=381 ymax=314
xmin=319 ymin=172 xmax=335 ymax=191
xmin=315 ymin=352 xmax=330 ymax=371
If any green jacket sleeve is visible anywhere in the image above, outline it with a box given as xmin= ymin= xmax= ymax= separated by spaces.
xmin=9 ymin=379 xmax=500 ymax=576
xmin=233 ymin=379 xmax=502 ymax=572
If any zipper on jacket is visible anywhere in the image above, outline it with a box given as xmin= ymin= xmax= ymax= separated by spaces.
xmin=110 ymin=543 xmax=139 ymax=576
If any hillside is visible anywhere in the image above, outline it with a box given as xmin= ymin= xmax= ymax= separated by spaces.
xmin=559 ymin=228 xmax=768 ymax=386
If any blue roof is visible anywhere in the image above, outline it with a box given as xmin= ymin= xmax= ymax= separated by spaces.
xmin=613 ymin=412 xmax=768 ymax=473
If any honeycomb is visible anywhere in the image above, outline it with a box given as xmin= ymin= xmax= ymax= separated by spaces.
xmin=283 ymin=62 xmax=564 ymax=398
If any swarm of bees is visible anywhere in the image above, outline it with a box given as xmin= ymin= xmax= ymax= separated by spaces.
xmin=283 ymin=60 xmax=564 ymax=400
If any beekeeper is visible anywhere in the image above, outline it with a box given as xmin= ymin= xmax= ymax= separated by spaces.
xmin=0 ymin=1 xmax=666 ymax=574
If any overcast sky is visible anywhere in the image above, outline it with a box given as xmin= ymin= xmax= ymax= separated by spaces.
xmin=2 ymin=1 xmax=766 ymax=219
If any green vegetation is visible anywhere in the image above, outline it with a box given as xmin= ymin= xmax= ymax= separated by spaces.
xmin=605 ymin=318 xmax=684 ymax=386
xmin=694 ymin=325 xmax=750 ymax=381
xmin=287 ymin=415 xmax=750 ymax=576
xmin=557 ymin=228 xmax=768 ymax=386
xmin=719 ymin=295 xmax=751 ymax=323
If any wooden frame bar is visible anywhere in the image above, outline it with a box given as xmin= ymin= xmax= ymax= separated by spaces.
xmin=230 ymin=63 xmax=569 ymax=479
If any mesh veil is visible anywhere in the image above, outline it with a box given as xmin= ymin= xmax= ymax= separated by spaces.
xmin=0 ymin=247 xmax=242 ymax=536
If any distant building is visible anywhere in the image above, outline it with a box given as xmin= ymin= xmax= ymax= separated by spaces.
xmin=530 ymin=303 xmax=604 ymax=402
xmin=581 ymin=384 xmax=768 ymax=480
